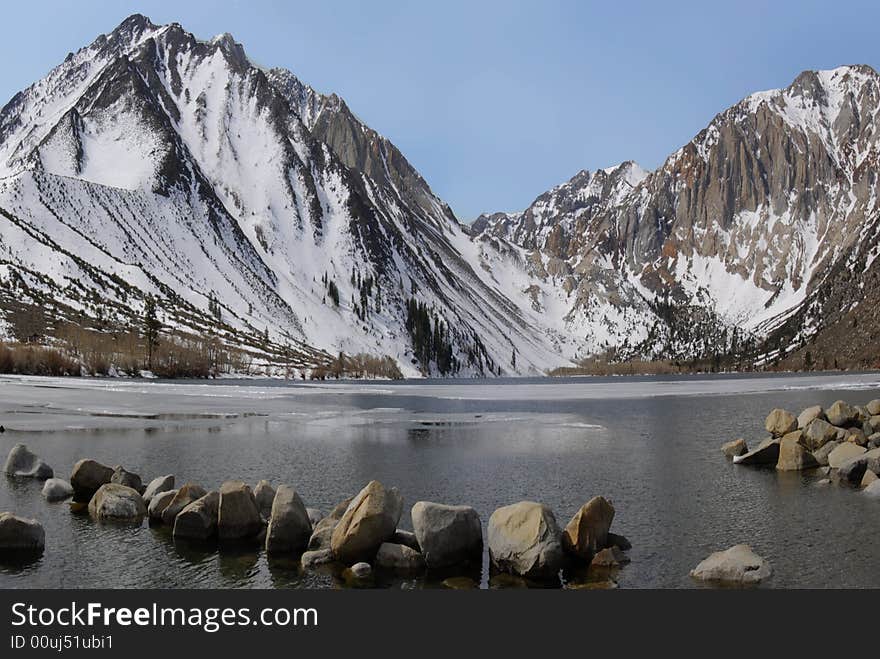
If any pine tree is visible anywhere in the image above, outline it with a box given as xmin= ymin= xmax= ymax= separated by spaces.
xmin=143 ymin=295 xmax=161 ymax=370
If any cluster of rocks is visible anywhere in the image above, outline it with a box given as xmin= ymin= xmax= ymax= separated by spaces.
xmin=722 ymin=400 xmax=880 ymax=495
xmin=1 ymin=444 xmax=631 ymax=584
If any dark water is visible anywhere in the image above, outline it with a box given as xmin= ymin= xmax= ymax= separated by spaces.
xmin=1 ymin=373 xmax=879 ymax=589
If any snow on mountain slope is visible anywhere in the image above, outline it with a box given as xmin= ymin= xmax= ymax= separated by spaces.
xmin=0 ymin=14 xmax=562 ymax=376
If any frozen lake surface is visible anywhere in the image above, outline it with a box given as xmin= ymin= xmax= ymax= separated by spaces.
xmin=2 ymin=372 xmax=880 ymax=588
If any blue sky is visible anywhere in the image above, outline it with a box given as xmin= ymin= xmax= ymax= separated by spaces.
xmin=1 ymin=1 xmax=877 ymax=219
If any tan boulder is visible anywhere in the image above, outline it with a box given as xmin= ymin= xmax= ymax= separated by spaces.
xmin=161 ymin=483 xmax=207 ymax=525
xmin=733 ymin=438 xmax=780 ymax=465
xmin=330 ymin=481 xmax=402 ymax=564
xmin=765 ymin=409 xmax=798 ymax=437
xmin=861 ymin=469 xmax=878 ymax=488
xmin=173 ymin=491 xmax=220 ymax=540
xmin=827 ymin=443 xmax=866 ymax=469
xmin=218 ymin=480 xmax=262 ymax=540
xmin=561 ymin=496 xmax=615 ymax=560
xmin=690 ymin=544 xmax=771 ymax=584
xmin=867 ymin=399 xmax=880 ymax=416
xmin=826 ymin=400 xmax=856 ymax=427
xmin=802 ymin=418 xmax=838 ymax=450
xmin=488 ymin=501 xmax=564 ymax=579
xmin=797 ymin=405 xmax=825 ymax=428
xmin=265 ymin=485 xmax=312 ymax=554
xmin=88 ymin=483 xmax=146 ymax=521
xmin=776 ymin=431 xmax=818 ymax=471
xmin=721 ymin=438 xmax=748 ymax=458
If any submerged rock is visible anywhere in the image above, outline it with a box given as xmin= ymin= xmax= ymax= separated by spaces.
xmin=161 ymin=484 xmax=207 ymax=525
xmin=173 ymin=491 xmax=220 ymax=540
xmin=411 ymin=501 xmax=482 ymax=568
xmin=142 ymin=475 xmax=175 ymax=504
xmin=253 ymin=480 xmax=276 ymax=520
xmin=218 ymin=480 xmax=262 ymax=541
xmin=689 ymin=544 xmax=771 ymax=584
xmin=110 ymin=466 xmax=143 ymax=493
xmin=562 ymin=496 xmax=615 ymax=560
xmin=488 ymin=501 xmax=564 ymax=580
xmin=0 ymin=513 xmax=45 ymax=551
xmin=776 ymin=431 xmax=818 ymax=471
xmin=375 ymin=542 xmax=425 ymax=573
xmin=590 ymin=546 xmax=630 ymax=568
xmin=721 ymin=438 xmax=748 ymax=458
xmin=148 ymin=488 xmax=178 ymax=520
xmin=733 ymin=438 xmax=780 ymax=465
xmin=41 ymin=478 xmax=73 ymax=501
xmin=265 ymin=485 xmax=311 ymax=554
xmin=331 ymin=481 xmax=402 ymax=564
xmin=3 ymin=444 xmax=53 ymax=479
xmin=70 ymin=459 xmax=114 ymax=501
xmin=88 ymin=483 xmax=146 ymax=522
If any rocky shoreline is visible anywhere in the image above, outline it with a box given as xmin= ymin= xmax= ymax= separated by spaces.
xmin=723 ymin=399 xmax=880 ymax=494
xmin=1 ymin=443 xmax=632 ymax=588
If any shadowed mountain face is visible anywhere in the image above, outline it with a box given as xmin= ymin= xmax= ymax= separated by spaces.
xmin=1 ymin=14 xmax=878 ymax=374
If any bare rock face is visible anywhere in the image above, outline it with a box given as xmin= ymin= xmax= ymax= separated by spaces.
xmin=265 ymin=485 xmax=311 ymax=554
xmin=411 ymin=501 xmax=482 ymax=569
xmin=721 ymin=438 xmax=748 ymax=458
xmin=88 ymin=483 xmax=147 ymax=522
xmin=217 ymin=480 xmax=262 ymax=541
xmin=690 ymin=544 xmax=771 ymax=584
xmin=173 ymin=491 xmax=220 ymax=540
xmin=0 ymin=513 xmax=45 ymax=551
xmin=561 ymin=496 xmax=615 ymax=560
xmin=330 ymin=481 xmax=402 ymax=564
xmin=765 ymin=409 xmax=798 ymax=438
xmin=70 ymin=459 xmax=114 ymax=502
xmin=3 ymin=444 xmax=53 ymax=479
xmin=776 ymin=431 xmax=819 ymax=471
xmin=488 ymin=501 xmax=565 ymax=580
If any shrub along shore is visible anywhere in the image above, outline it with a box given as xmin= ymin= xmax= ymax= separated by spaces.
xmin=722 ymin=399 xmax=880 ymax=493
xmin=1 ymin=443 xmax=632 ymax=588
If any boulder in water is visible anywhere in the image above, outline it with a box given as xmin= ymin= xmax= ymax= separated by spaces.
xmin=41 ymin=478 xmax=73 ymax=501
xmin=3 ymin=444 xmax=53 ymax=479
xmin=690 ymin=544 xmax=771 ymax=584
xmin=488 ymin=501 xmax=565 ymax=580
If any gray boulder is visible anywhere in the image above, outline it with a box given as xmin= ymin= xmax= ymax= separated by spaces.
xmin=301 ymin=548 xmax=336 ymax=569
xmin=0 ymin=512 xmax=45 ymax=551
xmin=70 ymin=459 xmax=114 ymax=501
xmin=3 ymin=444 xmax=53 ymax=479
xmin=861 ymin=470 xmax=878 ymax=488
xmin=867 ymin=399 xmax=880 ymax=416
xmin=218 ymin=480 xmax=262 ymax=540
xmin=411 ymin=501 xmax=482 ymax=568
xmin=110 ymin=466 xmax=143 ymax=493
xmin=765 ymin=409 xmax=798 ymax=437
xmin=307 ymin=496 xmax=352 ymax=550
xmin=606 ymin=532 xmax=632 ymax=550
xmin=488 ymin=501 xmax=564 ymax=580
xmin=720 ymin=438 xmax=748 ymax=458
xmin=827 ymin=443 xmax=866 ymax=469
xmin=161 ymin=484 xmax=207 ymax=525
xmin=148 ymin=488 xmax=178 ymax=520
xmin=562 ymin=496 xmax=615 ymax=560
xmin=776 ymin=431 xmax=818 ymax=471
xmin=375 ymin=542 xmax=425 ymax=573
xmin=41 ymin=478 xmax=73 ymax=501
xmin=348 ymin=562 xmax=372 ymax=579
xmin=797 ymin=405 xmax=825 ymax=428
xmin=253 ymin=480 xmax=276 ymax=520
xmin=813 ymin=440 xmax=841 ymax=467
xmin=306 ymin=508 xmax=324 ymax=527
xmin=330 ymin=481 xmax=402 ymax=564
xmin=733 ymin=438 xmax=780 ymax=465
xmin=173 ymin=491 xmax=220 ymax=540
xmin=142 ymin=475 xmax=174 ymax=504
xmin=864 ymin=480 xmax=880 ymax=497
xmin=265 ymin=485 xmax=312 ymax=553
xmin=838 ymin=456 xmax=868 ymax=485
xmin=827 ymin=400 xmax=856 ymax=427
xmin=690 ymin=544 xmax=771 ymax=584
xmin=391 ymin=529 xmax=420 ymax=551
xmin=802 ymin=418 xmax=838 ymax=450
xmin=88 ymin=483 xmax=146 ymax=522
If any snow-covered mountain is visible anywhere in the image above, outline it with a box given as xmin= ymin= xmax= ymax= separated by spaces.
xmin=471 ymin=65 xmax=880 ymax=367
xmin=0 ymin=14 xmax=560 ymax=376
xmin=2 ymin=14 xmax=879 ymax=375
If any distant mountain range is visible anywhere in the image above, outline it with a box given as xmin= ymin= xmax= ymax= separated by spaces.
xmin=1 ymin=14 xmax=878 ymax=375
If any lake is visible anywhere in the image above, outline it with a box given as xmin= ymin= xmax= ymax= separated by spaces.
xmin=2 ymin=372 xmax=880 ymax=588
